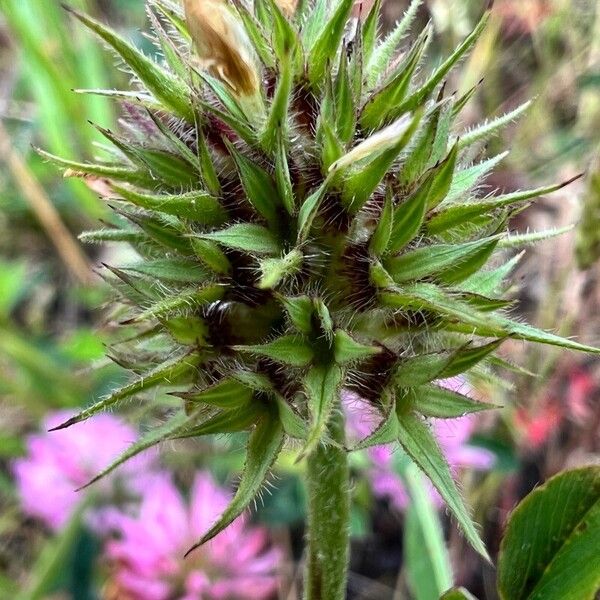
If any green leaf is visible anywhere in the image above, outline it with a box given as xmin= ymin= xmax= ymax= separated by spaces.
xmin=366 ymin=0 xmax=422 ymax=88
xmin=395 ymin=411 xmax=489 ymax=559
xmin=403 ymin=462 xmax=453 ymax=600
xmin=187 ymin=412 xmax=284 ymax=551
xmin=497 ymin=466 xmax=600 ymax=600
xmin=182 ymin=378 xmax=254 ymax=409
xmin=301 ymin=364 xmax=343 ymax=458
xmin=233 ymin=335 xmax=314 ymax=366
xmin=226 ymin=143 xmax=280 ymax=227
xmin=50 ymin=353 xmax=200 ymax=430
xmin=384 ymin=237 xmax=500 ymax=284
xmin=198 ymin=223 xmax=282 ymax=255
xmin=402 ymin=384 xmax=497 ymax=418
xmin=334 ymin=330 xmax=381 ymax=364
xmin=361 ymin=25 xmax=431 ymax=130
xmin=370 ymin=188 xmax=394 ymax=256
xmin=307 ymin=0 xmax=354 ymax=87
xmin=387 ymin=176 xmax=432 ymax=254
xmin=66 ymin=7 xmax=193 ymax=120
xmin=258 ymin=249 xmax=303 ymax=289
xmin=353 ymin=403 xmax=400 ymax=450
xmin=441 ymin=588 xmax=479 ymax=600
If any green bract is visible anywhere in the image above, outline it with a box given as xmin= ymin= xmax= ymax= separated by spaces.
xmin=47 ymin=0 xmax=595 ymax=575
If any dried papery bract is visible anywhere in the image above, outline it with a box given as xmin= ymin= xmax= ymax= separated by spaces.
xmin=184 ymin=0 xmax=259 ymax=96
xmin=276 ymin=0 xmax=299 ymax=16
xmin=44 ymin=1 xmax=599 ymax=598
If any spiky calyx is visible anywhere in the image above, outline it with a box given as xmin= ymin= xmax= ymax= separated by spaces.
xmin=46 ymin=0 xmax=596 ymax=562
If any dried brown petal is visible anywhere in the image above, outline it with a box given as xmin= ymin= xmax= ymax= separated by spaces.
xmin=184 ymin=0 xmax=259 ymax=96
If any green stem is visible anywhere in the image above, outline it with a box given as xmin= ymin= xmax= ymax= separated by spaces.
xmin=304 ymin=408 xmax=350 ymax=600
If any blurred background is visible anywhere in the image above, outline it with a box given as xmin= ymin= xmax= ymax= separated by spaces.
xmin=0 ymin=0 xmax=599 ymax=598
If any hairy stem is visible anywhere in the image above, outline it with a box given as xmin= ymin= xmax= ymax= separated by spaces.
xmin=304 ymin=408 xmax=350 ymax=600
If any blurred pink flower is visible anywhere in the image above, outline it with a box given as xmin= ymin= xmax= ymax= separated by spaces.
xmin=13 ymin=410 xmax=155 ymax=531
xmin=106 ymin=472 xmax=281 ymax=600
xmin=345 ymin=377 xmax=494 ymax=510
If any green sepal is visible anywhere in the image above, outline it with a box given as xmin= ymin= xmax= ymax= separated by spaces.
xmin=439 ymin=340 xmax=505 ymax=378
xmin=276 ymin=397 xmax=308 ymax=439
xmin=334 ymin=330 xmax=381 ymax=364
xmin=400 ymin=384 xmax=497 ymax=418
xmin=180 ymin=378 xmax=254 ymax=409
xmin=498 ymin=226 xmax=574 ymax=249
xmin=233 ymin=335 xmax=314 ymax=366
xmin=315 ymin=299 xmax=334 ymax=338
xmin=186 ymin=411 xmax=284 ymax=552
xmin=307 ymin=0 xmax=354 ymax=87
xmin=258 ymin=249 xmax=303 ymax=289
xmin=225 ymin=142 xmax=280 ymax=227
xmin=76 ymin=410 xmax=196 ymax=490
xmin=275 ymin=135 xmax=295 ymax=214
xmin=387 ymin=176 xmax=432 ymax=254
xmin=279 ymin=295 xmax=314 ymax=334
xmin=342 ymin=110 xmax=422 ymax=213
xmin=361 ymin=0 xmax=382 ymax=69
xmin=384 ymin=237 xmax=500 ymax=284
xmin=458 ymin=100 xmax=532 ymax=150
xmin=49 ymin=352 xmax=200 ymax=430
xmin=234 ymin=2 xmax=275 ymax=69
xmin=353 ymin=395 xmax=399 ymax=450
xmin=196 ymin=122 xmax=222 ymax=196
xmin=261 ymin=52 xmax=293 ymax=150
xmin=366 ymin=0 xmax=422 ymax=88
xmin=427 ymin=141 xmax=459 ymax=209
xmin=174 ymin=402 xmax=266 ymax=438
xmin=164 ymin=316 xmax=210 ymax=346
xmin=297 ymin=183 xmax=328 ymax=242
xmin=394 ymin=353 xmax=452 ymax=387
xmin=38 ymin=149 xmax=154 ymax=187
xmin=360 ymin=25 xmax=430 ymax=130
xmin=191 ymin=238 xmax=231 ymax=275
xmin=395 ymin=410 xmax=489 ymax=560
xmin=334 ymin=49 xmax=356 ymax=143
xmin=460 ymin=251 xmax=524 ymax=296
xmin=447 ymin=153 xmax=509 ymax=204
xmin=319 ymin=119 xmax=344 ymax=173
xmin=65 ymin=6 xmax=193 ymax=120
xmin=128 ymin=285 xmax=224 ymax=323
xmin=111 ymin=185 xmax=225 ymax=225
xmin=300 ymin=364 xmax=343 ymax=458
xmin=262 ymin=0 xmax=302 ymax=69
xmin=369 ymin=189 xmax=394 ymax=257
xmin=198 ymin=224 xmax=282 ymax=255
xmin=393 ymin=10 xmax=490 ymax=116
xmin=94 ymin=125 xmax=200 ymax=188
xmin=120 ymin=258 xmax=211 ymax=284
